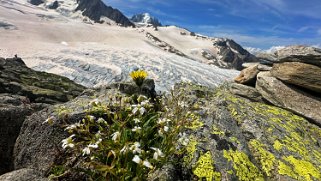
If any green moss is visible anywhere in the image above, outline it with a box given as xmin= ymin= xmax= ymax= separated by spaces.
xmin=193 ymin=151 xmax=221 ymax=181
xmin=283 ymin=156 xmax=321 ymax=181
xmin=248 ymin=139 xmax=276 ymax=177
xmin=223 ymin=149 xmax=264 ymax=181
xmin=184 ymin=136 xmax=198 ymax=164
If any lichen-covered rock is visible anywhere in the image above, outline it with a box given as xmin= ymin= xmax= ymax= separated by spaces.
xmin=271 ymin=62 xmax=321 ymax=93
xmin=0 ymin=57 xmax=86 ymax=104
xmin=0 ymin=168 xmax=47 ymax=181
xmin=234 ymin=64 xmax=260 ymax=85
xmin=172 ymin=83 xmax=321 ymax=181
xmin=256 ymin=71 xmax=321 ymax=126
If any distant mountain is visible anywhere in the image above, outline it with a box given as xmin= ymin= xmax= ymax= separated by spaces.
xmin=28 ymin=0 xmax=134 ymax=27
xmin=131 ymin=13 xmax=162 ymax=27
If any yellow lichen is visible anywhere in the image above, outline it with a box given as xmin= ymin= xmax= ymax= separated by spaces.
xmin=184 ymin=136 xmax=198 ymax=164
xmin=283 ymin=156 xmax=321 ymax=181
xmin=273 ymin=140 xmax=283 ymax=152
xmin=229 ymin=137 xmax=240 ymax=144
xmin=186 ymin=113 xmax=204 ymax=130
xmin=248 ymin=139 xmax=276 ymax=177
xmin=278 ymin=161 xmax=298 ymax=178
xmin=193 ymin=151 xmax=221 ymax=181
xmin=223 ymin=150 xmax=264 ymax=181
xmin=212 ymin=125 xmax=225 ymax=136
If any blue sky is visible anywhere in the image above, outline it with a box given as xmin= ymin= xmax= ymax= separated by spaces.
xmin=104 ymin=0 xmax=321 ymax=50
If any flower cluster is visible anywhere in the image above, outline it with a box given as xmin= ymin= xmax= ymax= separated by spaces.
xmin=51 ymin=93 xmax=182 ymax=180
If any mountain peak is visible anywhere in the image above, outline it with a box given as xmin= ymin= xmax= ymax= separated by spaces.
xmin=131 ymin=13 xmax=162 ymax=27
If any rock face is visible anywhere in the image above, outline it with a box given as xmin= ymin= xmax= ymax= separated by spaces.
xmin=234 ymin=64 xmax=259 ymax=85
xmin=13 ymin=83 xmax=321 ymax=180
xmin=46 ymin=0 xmax=58 ymax=9
xmin=256 ymin=71 xmax=321 ymax=126
xmin=271 ymin=62 xmax=321 ymax=93
xmin=212 ymin=38 xmax=258 ymax=70
xmin=0 ymin=94 xmax=47 ymax=175
xmin=0 ymin=169 xmax=47 ymax=181
xmin=131 ymin=13 xmax=162 ymax=27
xmin=229 ymin=83 xmax=263 ymax=102
xmin=75 ymin=0 xmax=134 ymax=26
xmin=0 ymin=57 xmax=86 ymax=104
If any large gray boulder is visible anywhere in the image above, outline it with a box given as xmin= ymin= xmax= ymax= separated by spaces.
xmin=256 ymin=71 xmax=321 ymax=126
xmin=234 ymin=64 xmax=259 ymax=85
xmin=271 ymin=62 xmax=321 ymax=93
xmin=276 ymin=45 xmax=321 ymax=67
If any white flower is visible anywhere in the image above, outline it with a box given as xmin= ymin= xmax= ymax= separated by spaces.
xmin=133 ymin=118 xmax=141 ymax=124
xmin=143 ymin=160 xmax=153 ymax=169
xmin=90 ymin=99 xmax=100 ymax=106
xmin=132 ymin=155 xmax=142 ymax=164
xmin=111 ymin=131 xmax=121 ymax=142
xmin=151 ymin=147 xmax=165 ymax=160
xmin=178 ymin=133 xmax=189 ymax=146
xmin=97 ymin=118 xmax=107 ymax=125
xmin=178 ymin=101 xmax=188 ymax=108
xmin=120 ymin=145 xmax=129 ymax=154
xmin=61 ymin=134 xmax=75 ymax=149
xmin=82 ymin=147 xmax=91 ymax=156
xmin=88 ymin=115 xmax=96 ymax=121
xmin=140 ymin=100 xmax=149 ymax=106
xmin=88 ymin=143 xmax=99 ymax=149
xmin=42 ymin=116 xmax=55 ymax=125
xmin=157 ymin=118 xmax=171 ymax=125
xmin=164 ymin=126 xmax=169 ymax=132
xmin=130 ymin=142 xmax=142 ymax=154
xmin=132 ymin=126 xmax=142 ymax=132
xmin=139 ymin=107 xmax=146 ymax=115
xmin=65 ymin=123 xmax=81 ymax=131
xmin=132 ymin=106 xmax=139 ymax=114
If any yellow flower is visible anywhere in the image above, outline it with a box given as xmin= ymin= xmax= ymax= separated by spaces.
xmin=130 ymin=70 xmax=148 ymax=87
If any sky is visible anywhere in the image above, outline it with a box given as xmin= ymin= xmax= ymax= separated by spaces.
xmin=104 ymin=0 xmax=321 ymax=50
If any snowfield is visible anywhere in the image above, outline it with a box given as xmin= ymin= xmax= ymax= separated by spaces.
xmin=0 ymin=0 xmax=239 ymax=91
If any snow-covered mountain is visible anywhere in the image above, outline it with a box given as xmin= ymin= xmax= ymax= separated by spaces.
xmin=131 ymin=13 xmax=162 ymax=27
xmin=0 ymin=0 xmax=248 ymax=91
xmin=29 ymin=0 xmax=134 ymax=26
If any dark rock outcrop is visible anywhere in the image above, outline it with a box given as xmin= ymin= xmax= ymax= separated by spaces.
xmin=47 ymin=0 xmax=59 ymax=9
xmin=271 ymin=62 xmax=321 ymax=94
xmin=0 ymin=57 xmax=86 ymax=104
xmin=131 ymin=13 xmax=162 ymax=27
xmin=75 ymin=0 xmax=134 ymax=27
xmin=28 ymin=0 xmax=44 ymax=6
xmin=212 ymin=39 xmax=258 ymax=70
xmin=256 ymin=71 xmax=321 ymax=126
